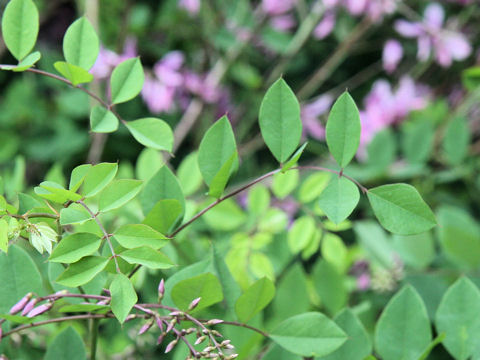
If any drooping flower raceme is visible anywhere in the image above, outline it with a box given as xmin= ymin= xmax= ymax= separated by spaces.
xmin=178 ymin=0 xmax=201 ymax=15
xmin=382 ymin=39 xmax=403 ymax=73
xmin=394 ymin=3 xmax=471 ymax=67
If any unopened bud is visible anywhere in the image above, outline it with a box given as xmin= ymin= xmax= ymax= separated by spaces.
xmin=155 ymin=316 xmax=164 ymax=332
xmin=211 ymin=330 xmax=223 ymax=337
xmin=9 ymin=293 xmax=33 ymax=315
xmin=206 ymin=319 xmax=223 ymax=325
xmin=96 ymin=299 xmax=110 ymax=306
xmin=188 ymin=297 xmax=201 ymax=311
xmin=186 ymin=327 xmax=196 ymax=334
xmin=157 ymin=332 xmax=165 ymax=345
xmin=21 ymin=299 xmax=37 ymax=316
xmin=225 ymin=355 xmax=239 ymax=360
xmin=166 ymin=318 xmax=177 ymax=333
xmin=220 ymin=340 xmax=231 ymax=346
xmin=27 ymin=302 xmax=53 ymax=318
xmin=158 ymin=279 xmax=165 ymax=302
xmin=169 ymin=311 xmax=183 ymax=317
xmin=53 ymin=290 xmax=68 ymax=297
xmin=202 ymin=346 xmax=215 ymax=353
xmin=138 ymin=320 xmax=154 ymax=335
xmin=164 ymin=338 xmax=178 ymax=353
xmin=194 ymin=335 xmax=206 ymax=345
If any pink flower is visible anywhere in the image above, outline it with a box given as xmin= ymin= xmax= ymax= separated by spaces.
xmin=301 ymin=95 xmax=333 ymax=140
xmin=394 ymin=3 xmax=471 ymax=67
xmin=382 ymin=39 xmax=403 ymax=73
xmin=270 ymin=14 xmax=297 ymax=32
xmin=261 ymin=0 xmax=296 ymax=16
xmin=178 ymin=0 xmax=200 ymax=15
xmin=358 ymin=77 xmax=428 ymax=158
xmin=142 ymin=75 xmax=176 ymax=113
xmin=313 ymin=12 xmax=336 ymax=40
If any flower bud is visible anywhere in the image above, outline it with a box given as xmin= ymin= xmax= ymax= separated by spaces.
xmin=26 ymin=302 xmax=53 ymax=318
xmin=138 ymin=320 xmax=154 ymax=335
xmin=21 ymin=299 xmax=37 ymax=316
xmin=155 ymin=316 xmax=164 ymax=332
xmin=202 ymin=346 xmax=215 ymax=353
xmin=164 ymin=338 xmax=178 ymax=353
xmin=9 ymin=293 xmax=33 ymax=315
xmin=194 ymin=335 xmax=206 ymax=345
xmin=206 ymin=319 xmax=223 ymax=325
xmin=158 ymin=279 xmax=165 ymax=302
xmin=188 ymin=297 xmax=201 ymax=311
xmin=211 ymin=330 xmax=223 ymax=338
xmin=157 ymin=333 xmax=165 ymax=345
xmin=166 ymin=318 xmax=177 ymax=333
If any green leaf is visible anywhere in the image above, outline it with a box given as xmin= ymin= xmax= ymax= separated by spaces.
xmin=98 ymin=179 xmax=143 ymax=212
xmin=171 ymin=273 xmax=223 ymax=312
xmin=287 ymin=215 xmax=316 ymax=254
xmin=270 ymin=312 xmax=347 ymax=357
xmin=318 ymin=309 xmax=372 ymax=360
xmin=437 ymin=206 xmax=480 ymax=268
xmin=375 ymin=286 xmax=432 ymax=360
xmin=135 ymin=148 xmax=164 ymax=181
xmin=443 ymin=116 xmax=470 ymax=166
xmin=298 ymin=172 xmax=331 ymax=203
xmin=366 ymin=128 xmax=396 ymax=174
xmin=272 ymin=169 xmax=299 ymax=199
xmin=54 ymin=61 xmax=94 ymax=86
xmin=392 ymin=232 xmax=435 ymax=270
xmin=259 ymin=78 xmax=302 ymax=163
xmin=318 ymin=177 xmax=359 ymax=224
xmin=0 ymin=219 xmax=8 ymax=253
xmin=82 ymin=162 xmax=118 ymax=198
xmin=321 ymin=233 xmax=348 ymax=273
xmin=125 ymin=117 xmax=173 ymax=152
xmin=90 ymin=106 xmax=119 ymax=133
xmin=140 ymin=166 xmax=185 ymax=222
xmin=0 ymin=245 xmax=43 ymax=313
xmin=401 ymin=119 xmax=434 ymax=165
xmin=56 ymin=256 xmax=109 ymax=287
xmin=1 ymin=0 xmax=39 ymax=61
xmin=110 ymin=57 xmax=144 ymax=104
xmin=0 ymin=314 xmax=35 ymax=324
xmin=326 ymin=92 xmax=361 ymax=168
xmin=198 ymin=115 xmax=238 ymax=186
xmin=281 ymin=142 xmax=307 ymax=172
xmin=110 ymin=273 xmax=138 ymax=324
xmin=435 ymin=277 xmax=480 ymax=360
xmin=235 ymin=277 xmax=275 ymax=323
xmin=203 ymin=198 xmax=247 ymax=231
xmin=58 ymin=304 xmax=109 ymax=314
xmin=367 ymin=184 xmax=436 ymax=235
xmin=247 ymin=184 xmax=270 ymax=216
xmin=114 ymin=224 xmax=168 ymax=249
xmin=12 ymin=51 xmax=41 ymax=71
xmin=49 ymin=233 xmax=101 ymax=263
xmin=354 ymin=221 xmax=395 ymax=269
xmin=35 ymin=181 xmax=82 ymax=203
xmin=69 ymin=164 xmax=91 ymax=192
xmin=119 ymin=246 xmax=174 ymax=269
xmin=62 ymin=17 xmax=99 ymax=70
xmin=143 ymin=199 xmax=182 ymax=234
xmin=208 ymin=151 xmax=237 ymax=198
xmin=312 ymin=260 xmax=347 ymax=315
xmin=417 ymin=333 xmax=446 ymax=360
xmin=177 ymin=152 xmax=203 ymax=196
xmin=44 ymin=327 xmax=87 ymax=360
xmin=59 ymin=204 xmax=91 ymax=225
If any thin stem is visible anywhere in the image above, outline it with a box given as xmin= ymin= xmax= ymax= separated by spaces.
xmin=77 ymin=200 xmax=120 ymax=273
xmin=25 ymin=68 xmax=110 ymax=108
xmin=8 ymin=212 xmax=59 ymax=220
xmin=297 ymin=18 xmax=372 ymax=100
xmin=89 ymin=318 xmax=99 ymax=360
xmin=216 ymin=320 xmax=269 ymax=338
xmin=2 ymin=314 xmax=114 ymax=338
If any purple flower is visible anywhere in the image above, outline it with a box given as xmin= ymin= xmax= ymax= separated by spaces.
xmin=270 ymin=14 xmax=297 ymax=32
xmin=261 ymin=0 xmax=296 ymax=16
xmin=301 ymin=94 xmax=333 ymax=140
xmin=382 ymin=39 xmax=403 ymax=73
xmin=356 ymin=273 xmax=371 ymax=291
xmin=313 ymin=12 xmax=336 ymax=40
xmin=21 ymin=299 xmax=37 ymax=316
xmin=26 ymin=303 xmax=52 ymax=318
xmin=91 ymin=38 xmax=137 ymax=79
xmin=394 ymin=3 xmax=471 ymax=67
xmin=358 ymin=77 xmax=428 ymax=159
xmin=178 ymin=0 xmax=200 ymax=15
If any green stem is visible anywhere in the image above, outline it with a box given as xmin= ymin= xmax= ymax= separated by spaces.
xmin=89 ymin=318 xmax=99 ymax=360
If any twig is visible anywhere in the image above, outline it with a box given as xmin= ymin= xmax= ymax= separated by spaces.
xmin=77 ymin=200 xmax=120 ymax=273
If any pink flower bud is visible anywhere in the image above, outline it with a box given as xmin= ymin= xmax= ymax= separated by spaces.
xmin=158 ymin=279 xmax=165 ymax=301
xmin=188 ymin=297 xmax=201 ymax=311
xmin=21 ymin=299 xmax=37 ymax=316
xmin=155 ymin=316 xmax=164 ymax=332
xmin=206 ymin=319 xmax=223 ymax=325
xmin=164 ymin=339 xmax=178 ymax=353
xmin=138 ymin=320 xmax=154 ymax=335
xmin=9 ymin=293 xmax=33 ymax=315
xmin=157 ymin=333 xmax=165 ymax=345
xmin=166 ymin=319 xmax=176 ymax=333
xmin=195 ymin=335 xmax=206 ymax=345
xmin=26 ymin=303 xmax=52 ymax=318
